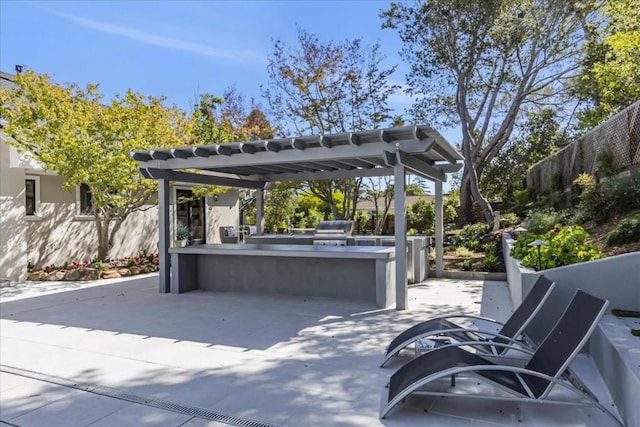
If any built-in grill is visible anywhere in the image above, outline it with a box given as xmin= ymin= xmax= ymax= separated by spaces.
xmin=312 ymin=220 xmax=354 ymax=246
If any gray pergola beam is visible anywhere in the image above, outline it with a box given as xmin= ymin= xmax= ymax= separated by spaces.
xmin=141 ymin=168 xmax=266 ymax=189
xmin=259 ymin=166 xmax=393 ymax=182
xmin=397 ymin=151 xmax=446 ymax=182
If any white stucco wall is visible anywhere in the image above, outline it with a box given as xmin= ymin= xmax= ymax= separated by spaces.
xmin=0 ymin=140 xmax=27 ymax=281
xmin=0 ymin=141 xmax=240 ymax=279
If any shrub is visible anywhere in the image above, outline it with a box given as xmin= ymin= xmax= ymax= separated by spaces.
xmin=524 ymin=208 xmax=569 ymax=234
xmin=572 ymin=173 xmax=608 ymax=223
xmin=455 ymin=246 xmax=474 ymax=257
xmin=606 ymin=212 xmax=640 ymax=246
xmin=479 ymin=242 xmax=501 ymax=272
xmin=500 ymin=212 xmax=520 ymax=228
xmin=510 ymin=225 xmax=602 ymax=270
xmin=453 ymin=223 xmax=491 ymax=252
xmin=460 ymin=259 xmax=474 ymax=271
xmin=606 ymin=168 xmax=640 ymax=215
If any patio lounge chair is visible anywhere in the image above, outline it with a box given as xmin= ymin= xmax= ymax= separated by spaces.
xmin=380 ymin=290 xmax=623 ymax=425
xmin=381 ymin=275 xmax=555 ymax=367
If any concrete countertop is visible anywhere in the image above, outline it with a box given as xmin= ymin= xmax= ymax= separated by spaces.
xmin=169 ymin=243 xmax=395 ymax=260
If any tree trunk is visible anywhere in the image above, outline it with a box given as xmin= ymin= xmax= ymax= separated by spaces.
xmin=458 ymin=172 xmax=475 ymax=227
xmin=96 ymin=216 xmax=110 ymax=261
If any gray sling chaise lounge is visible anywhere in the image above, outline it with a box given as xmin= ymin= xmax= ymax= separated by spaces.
xmin=381 ymin=275 xmax=555 ymax=367
xmin=380 ymin=290 xmax=623 ymax=425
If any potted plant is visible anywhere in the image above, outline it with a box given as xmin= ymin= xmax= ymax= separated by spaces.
xmin=175 ymin=222 xmax=192 ymax=247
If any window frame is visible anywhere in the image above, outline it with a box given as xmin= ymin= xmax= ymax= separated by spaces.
xmin=24 ymin=175 xmax=40 ymax=218
xmin=75 ymin=183 xmax=94 ymax=217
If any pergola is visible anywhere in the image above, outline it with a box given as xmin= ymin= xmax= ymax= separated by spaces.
xmin=131 ymin=125 xmax=463 ymax=310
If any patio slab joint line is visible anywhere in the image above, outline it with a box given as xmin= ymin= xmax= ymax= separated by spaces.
xmin=0 ymin=364 xmax=278 ymax=427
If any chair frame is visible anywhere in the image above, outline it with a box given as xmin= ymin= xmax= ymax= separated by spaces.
xmin=379 ymin=291 xmax=623 ymax=426
xmin=381 ymin=276 xmax=555 ymax=367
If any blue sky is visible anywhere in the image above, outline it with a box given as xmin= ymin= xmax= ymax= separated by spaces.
xmin=1 ymin=2 xmax=417 ymax=114
xmin=1 ymin=0 xmax=460 ymax=188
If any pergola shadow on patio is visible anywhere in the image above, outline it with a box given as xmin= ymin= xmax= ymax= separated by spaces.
xmin=131 ymin=125 xmax=464 ymax=310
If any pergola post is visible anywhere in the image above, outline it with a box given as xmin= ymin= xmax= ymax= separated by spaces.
xmin=256 ymin=188 xmax=265 ymax=235
xmin=158 ymin=178 xmax=171 ymax=293
xmin=435 ymin=180 xmax=444 ymax=277
xmin=394 ymin=163 xmax=407 ymax=310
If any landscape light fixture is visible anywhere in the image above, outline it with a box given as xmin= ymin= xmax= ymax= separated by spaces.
xmin=513 ymin=226 xmax=528 ymax=239
xmin=528 ymin=239 xmax=549 ymax=271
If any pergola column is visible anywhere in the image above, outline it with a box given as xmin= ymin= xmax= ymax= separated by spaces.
xmin=158 ymin=178 xmax=171 ymax=293
xmin=394 ymin=163 xmax=407 ymax=310
xmin=435 ymin=180 xmax=444 ymax=277
xmin=256 ymin=188 xmax=265 ymax=235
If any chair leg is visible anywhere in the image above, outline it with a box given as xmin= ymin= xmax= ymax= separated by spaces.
xmin=517 ymin=403 xmax=524 ymax=423
xmin=450 ymin=374 xmax=455 ymax=387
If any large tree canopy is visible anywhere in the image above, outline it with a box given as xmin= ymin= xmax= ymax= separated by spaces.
xmin=481 ymin=109 xmax=565 ymax=206
xmin=263 ymin=28 xmax=399 ymax=219
xmin=0 ymin=71 xmax=190 ymax=260
xmin=383 ymin=0 xmax=594 ymax=225
xmin=575 ymin=0 xmax=640 ymax=128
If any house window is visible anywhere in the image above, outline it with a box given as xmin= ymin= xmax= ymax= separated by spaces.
xmin=25 ymin=177 xmax=38 ymax=216
xmin=77 ymin=183 xmax=93 ymax=215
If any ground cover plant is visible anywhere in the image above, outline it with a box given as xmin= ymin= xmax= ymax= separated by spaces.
xmin=510 ymin=225 xmax=602 ymax=271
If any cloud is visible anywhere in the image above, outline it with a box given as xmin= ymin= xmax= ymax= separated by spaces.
xmin=58 ymin=12 xmax=264 ymax=63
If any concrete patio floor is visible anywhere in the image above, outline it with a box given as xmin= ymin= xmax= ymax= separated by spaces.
xmin=0 ymin=275 xmax=620 ymax=426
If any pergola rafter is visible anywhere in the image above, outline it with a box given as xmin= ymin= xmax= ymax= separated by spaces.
xmin=131 ymin=125 xmax=463 ymax=310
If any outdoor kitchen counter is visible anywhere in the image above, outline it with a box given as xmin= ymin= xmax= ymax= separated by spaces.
xmin=169 ymin=244 xmax=396 ymax=308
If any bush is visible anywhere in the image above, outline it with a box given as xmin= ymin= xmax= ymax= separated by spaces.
xmin=455 ymin=246 xmax=474 ymax=257
xmin=524 ymin=208 xmax=569 ymax=234
xmin=500 ymin=212 xmax=520 ymax=228
xmin=607 ymin=168 xmax=640 ymax=214
xmin=606 ymin=212 xmax=640 ymax=246
xmin=510 ymin=225 xmax=602 ymax=270
xmin=479 ymin=242 xmax=501 ymax=272
xmin=572 ymin=173 xmax=608 ymax=223
xmin=460 ymin=259 xmax=474 ymax=271
xmin=453 ymin=223 xmax=491 ymax=252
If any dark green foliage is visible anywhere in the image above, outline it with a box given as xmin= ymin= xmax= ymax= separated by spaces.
xmin=573 ymin=168 xmax=640 ymax=224
xmin=597 ymin=150 xmax=617 ymax=178
xmin=524 ymin=208 xmax=569 ymax=234
xmin=407 ymin=199 xmax=435 ymax=234
xmin=453 ymin=223 xmax=491 ymax=252
xmin=479 ymin=242 xmax=501 ymax=272
xmin=605 ymin=212 xmax=640 ymax=246
xmin=510 ymin=225 xmax=602 ymax=270
xmin=460 ymin=259 xmax=474 ymax=271
xmin=482 ymin=109 xmax=565 ymax=204
xmin=499 ymin=213 xmax=520 ymax=228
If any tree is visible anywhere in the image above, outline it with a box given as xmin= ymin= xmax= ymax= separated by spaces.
xmin=382 ymin=0 xmax=594 ymax=225
xmin=191 ymin=88 xmax=273 ymax=145
xmin=362 ymin=177 xmax=394 ymax=235
xmin=482 ymin=109 xmax=565 ymax=204
xmin=263 ymin=28 xmax=399 ymax=219
xmin=407 ymin=199 xmax=435 ymax=234
xmin=264 ymin=184 xmax=299 ymax=232
xmin=574 ymin=0 xmax=640 ymax=128
xmin=0 ymin=71 xmax=190 ymax=260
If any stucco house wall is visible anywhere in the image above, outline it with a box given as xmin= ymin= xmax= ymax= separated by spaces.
xmin=0 ymin=139 xmax=240 ymax=281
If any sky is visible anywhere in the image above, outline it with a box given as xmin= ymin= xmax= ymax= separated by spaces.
xmin=1 ymin=0 xmax=458 ymax=192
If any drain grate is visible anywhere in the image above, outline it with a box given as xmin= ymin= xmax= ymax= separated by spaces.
xmin=1 ymin=365 xmax=278 ymax=427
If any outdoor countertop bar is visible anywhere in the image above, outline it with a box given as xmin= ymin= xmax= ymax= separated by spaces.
xmin=169 ymin=243 xmax=395 ymax=259
xmin=169 ymin=243 xmax=397 ymax=308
